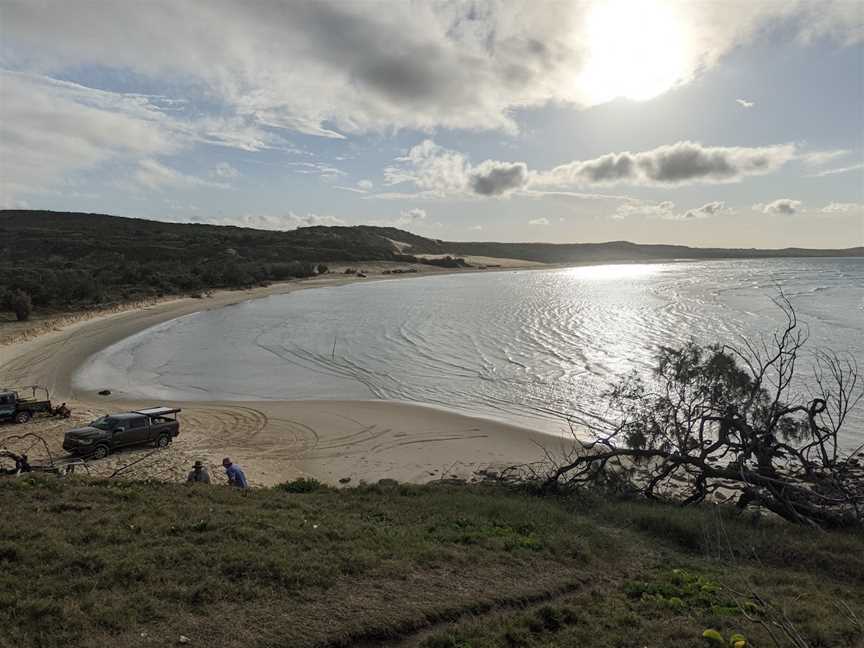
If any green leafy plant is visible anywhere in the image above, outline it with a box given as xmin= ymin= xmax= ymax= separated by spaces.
xmin=703 ymin=628 xmax=748 ymax=647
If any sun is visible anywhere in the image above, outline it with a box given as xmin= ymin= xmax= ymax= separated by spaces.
xmin=578 ymin=0 xmax=691 ymax=104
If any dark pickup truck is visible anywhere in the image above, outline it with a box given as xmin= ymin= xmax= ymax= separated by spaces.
xmin=63 ymin=407 xmax=181 ymax=459
xmin=0 ymin=386 xmax=53 ymax=424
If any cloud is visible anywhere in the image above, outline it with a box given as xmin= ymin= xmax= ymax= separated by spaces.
xmin=613 ymin=199 xmax=728 ymax=221
xmin=206 ymin=212 xmax=347 ymax=231
xmin=736 ymin=99 xmax=755 ymax=108
xmin=528 ymin=217 xmax=550 ymax=225
xmin=0 ymin=71 xmax=181 ymax=201
xmin=133 ymin=159 xmax=228 ymax=191
xmin=381 ymin=138 xmax=798 ymax=201
xmin=5 ymin=2 xmax=856 ymax=204
xmin=820 ymin=202 xmax=863 ymax=213
xmin=810 ymin=162 xmax=864 ymax=177
xmin=799 ymin=149 xmax=850 ymax=166
xmin=613 ymin=200 xmax=676 ymax=220
xmin=0 ymin=70 xmax=297 ymax=203
xmin=210 ymin=162 xmax=240 ymax=179
xmin=367 ymin=207 xmax=439 ymax=231
xmin=286 ymin=161 xmax=346 ymax=179
xmin=468 ymin=224 xmax=484 ymax=231
xmin=535 ymin=141 xmax=796 ymax=187
xmin=683 ymin=201 xmax=725 ymax=219
xmin=335 ymin=178 xmax=376 ymax=194
xmin=2 ymin=0 xmax=860 ymax=145
xmin=383 ymin=139 xmax=527 ymax=198
xmin=468 ymin=161 xmax=529 ymax=196
xmin=391 ymin=207 xmax=427 ymax=227
xmin=757 ymin=198 xmax=803 ymax=215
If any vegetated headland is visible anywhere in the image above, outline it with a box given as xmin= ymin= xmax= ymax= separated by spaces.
xmin=1 ymin=209 xmax=861 ymax=318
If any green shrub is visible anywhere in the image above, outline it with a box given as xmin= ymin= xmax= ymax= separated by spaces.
xmin=277 ymin=477 xmax=328 ymax=493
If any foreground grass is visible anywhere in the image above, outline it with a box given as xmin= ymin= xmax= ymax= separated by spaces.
xmin=1 ymin=477 xmax=862 ymax=648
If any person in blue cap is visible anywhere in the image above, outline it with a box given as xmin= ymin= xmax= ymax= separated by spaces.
xmin=222 ymin=457 xmax=248 ymax=488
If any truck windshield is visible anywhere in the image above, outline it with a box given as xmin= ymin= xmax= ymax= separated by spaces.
xmin=90 ymin=416 xmax=117 ymax=431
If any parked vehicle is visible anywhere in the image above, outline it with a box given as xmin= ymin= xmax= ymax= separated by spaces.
xmin=63 ymin=407 xmax=181 ymax=459
xmin=0 ymin=386 xmax=53 ymax=424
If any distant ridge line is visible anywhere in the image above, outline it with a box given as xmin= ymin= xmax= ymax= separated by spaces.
xmin=1 ymin=209 xmax=862 ymax=265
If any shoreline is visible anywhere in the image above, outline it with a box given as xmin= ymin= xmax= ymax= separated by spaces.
xmin=0 ymin=262 xmax=571 ymax=486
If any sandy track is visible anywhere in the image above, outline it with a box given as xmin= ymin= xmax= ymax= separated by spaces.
xmin=0 ymin=269 xmax=563 ymax=487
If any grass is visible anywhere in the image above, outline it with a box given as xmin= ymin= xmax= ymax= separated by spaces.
xmin=1 ymin=477 xmax=862 ymax=648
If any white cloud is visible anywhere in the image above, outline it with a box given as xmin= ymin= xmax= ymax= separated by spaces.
xmin=367 ymin=207 xmax=437 ymax=231
xmin=286 ymin=161 xmax=346 ymax=179
xmin=3 ymin=2 xmax=860 ymax=206
xmin=528 ymin=217 xmax=550 ymax=225
xmin=757 ymin=198 xmax=803 ymax=215
xmin=133 ymin=159 xmax=227 ymax=191
xmin=820 ymin=202 xmax=863 ymax=213
xmin=683 ymin=201 xmax=726 ymax=219
xmin=382 ymin=139 xmax=527 ymax=198
xmin=391 ymin=207 xmax=427 ymax=227
xmin=210 ymin=162 xmax=240 ymax=179
xmin=2 ymin=0 xmax=860 ymax=142
xmin=0 ymin=71 xmax=181 ymax=201
xmin=535 ymin=141 xmax=796 ymax=187
xmin=612 ymin=199 xmax=729 ymax=221
xmin=811 ymin=162 xmax=864 ymax=177
xmin=205 ymin=212 xmax=347 ymax=231
xmin=382 ymin=138 xmax=796 ymax=201
xmin=334 ymin=178 xmax=376 ymax=194
xmin=0 ymin=70 xmax=296 ymax=203
xmin=468 ymin=224 xmax=484 ymax=231
xmin=799 ymin=149 xmax=850 ymax=166
xmin=736 ymin=99 xmax=755 ymax=108
xmin=613 ymin=200 xmax=676 ymax=220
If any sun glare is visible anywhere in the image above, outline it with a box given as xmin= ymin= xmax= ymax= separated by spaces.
xmin=578 ymin=0 xmax=690 ymax=104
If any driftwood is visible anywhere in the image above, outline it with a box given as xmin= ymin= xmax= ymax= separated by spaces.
xmin=543 ymin=294 xmax=864 ymax=529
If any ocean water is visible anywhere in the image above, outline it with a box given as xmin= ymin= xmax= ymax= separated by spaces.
xmin=75 ymin=258 xmax=864 ymax=446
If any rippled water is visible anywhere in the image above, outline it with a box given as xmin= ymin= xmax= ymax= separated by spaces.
xmin=76 ymin=258 xmax=864 ymax=445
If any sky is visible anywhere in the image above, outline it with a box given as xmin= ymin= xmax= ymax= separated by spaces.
xmin=1 ymin=0 xmax=862 ymax=248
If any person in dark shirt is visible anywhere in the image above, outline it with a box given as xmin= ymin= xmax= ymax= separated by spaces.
xmin=222 ymin=457 xmax=248 ymax=488
xmin=186 ymin=460 xmax=210 ymax=484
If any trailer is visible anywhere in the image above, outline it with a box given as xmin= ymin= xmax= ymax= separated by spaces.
xmin=0 ymin=432 xmax=86 ymax=476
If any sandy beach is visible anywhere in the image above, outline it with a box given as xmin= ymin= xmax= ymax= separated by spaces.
xmin=0 ymin=263 xmax=564 ymax=487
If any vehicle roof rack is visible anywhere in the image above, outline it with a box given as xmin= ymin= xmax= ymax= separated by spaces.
xmin=133 ymin=407 xmax=182 ymax=417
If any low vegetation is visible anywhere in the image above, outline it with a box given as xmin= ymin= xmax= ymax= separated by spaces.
xmin=1 ymin=476 xmax=862 ymax=647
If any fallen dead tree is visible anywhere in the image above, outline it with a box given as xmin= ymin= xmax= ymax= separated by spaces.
xmin=543 ymin=294 xmax=864 ymax=529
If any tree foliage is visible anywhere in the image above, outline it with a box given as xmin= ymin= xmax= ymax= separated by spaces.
xmin=2 ymin=289 xmax=33 ymax=321
xmin=546 ymin=295 xmax=864 ymax=529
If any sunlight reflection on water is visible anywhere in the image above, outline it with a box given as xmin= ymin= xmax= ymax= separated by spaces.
xmin=76 ymin=258 xmax=864 ymax=446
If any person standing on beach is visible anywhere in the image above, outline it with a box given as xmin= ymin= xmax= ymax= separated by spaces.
xmin=186 ymin=460 xmax=211 ymax=484
xmin=222 ymin=457 xmax=248 ymax=488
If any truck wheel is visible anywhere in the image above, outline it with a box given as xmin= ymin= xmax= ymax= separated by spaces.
xmin=156 ymin=435 xmax=171 ymax=449
xmin=14 ymin=411 xmax=32 ymax=424
xmin=91 ymin=445 xmax=110 ymax=460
